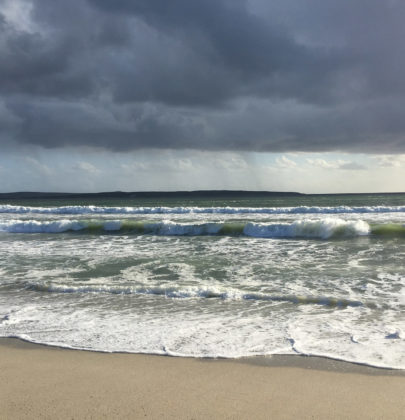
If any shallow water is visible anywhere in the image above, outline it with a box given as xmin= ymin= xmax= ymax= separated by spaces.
xmin=0 ymin=194 xmax=404 ymax=368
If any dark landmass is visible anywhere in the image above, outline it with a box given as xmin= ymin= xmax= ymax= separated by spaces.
xmin=0 ymin=190 xmax=405 ymax=201
xmin=0 ymin=190 xmax=304 ymax=200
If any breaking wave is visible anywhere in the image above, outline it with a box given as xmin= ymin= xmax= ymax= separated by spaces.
xmin=2 ymin=204 xmax=405 ymax=215
xmin=25 ymin=281 xmax=363 ymax=307
xmin=0 ymin=218 xmax=375 ymax=239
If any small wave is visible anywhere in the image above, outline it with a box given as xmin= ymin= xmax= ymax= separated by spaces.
xmin=25 ymin=282 xmax=362 ymax=307
xmin=244 ymin=219 xmax=369 ymax=239
xmin=370 ymin=224 xmax=405 ymax=236
xmin=2 ymin=204 xmax=405 ymax=215
xmin=0 ymin=218 xmax=372 ymax=239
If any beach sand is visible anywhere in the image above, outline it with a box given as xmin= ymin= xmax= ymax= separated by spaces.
xmin=1 ymin=338 xmax=404 ymax=419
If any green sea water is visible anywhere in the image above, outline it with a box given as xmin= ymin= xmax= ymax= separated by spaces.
xmin=3 ymin=192 xmax=405 ymax=208
xmin=0 ymin=192 xmax=404 ymax=368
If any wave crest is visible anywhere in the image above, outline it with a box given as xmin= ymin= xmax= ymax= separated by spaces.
xmin=0 ymin=218 xmax=373 ymax=239
xmin=25 ymin=281 xmax=363 ymax=307
xmin=2 ymin=204 xmax=405 ymax=215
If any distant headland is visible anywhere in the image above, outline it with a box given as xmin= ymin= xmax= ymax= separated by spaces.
xmin=0 ymin=190 xmax=303 ymax=200
xmin=1 ymin=190 xmax=404 ymax=200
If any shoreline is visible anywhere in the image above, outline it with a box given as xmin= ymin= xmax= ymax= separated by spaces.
xmin=2 ymin=338 xmax=405 ymax=419
xmin=2 ymin=337 xmax=404 ymax=376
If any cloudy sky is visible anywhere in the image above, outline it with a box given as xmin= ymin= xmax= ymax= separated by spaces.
xmin=1 ymin=0 xmax=405 ymax=193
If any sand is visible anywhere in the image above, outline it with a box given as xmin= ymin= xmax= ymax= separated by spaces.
xmin=1 ymin=339 xmax=404 ymax=419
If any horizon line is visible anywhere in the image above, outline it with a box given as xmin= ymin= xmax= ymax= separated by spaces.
xmin=1 ymin=190 xmax=405 ymax=197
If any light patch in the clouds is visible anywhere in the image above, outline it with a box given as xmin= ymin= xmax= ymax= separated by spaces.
xmin=373 ymin=154 xmax=405 ymax=168
xmin=0 ymin=100 xmax=21 ymax=130
xmin=73 ymin=161 xmax=100 ymax=174
xmin=307 ymin=158 xmax=337 ymax=169
xmin=120 ymin=162 xmax=149 ymax=172
xmin=24 ymin=156 xmax=52 ymax=176
xmin=176 ymin=159 xmax=193 ymax=171
xmin=120 ymin=152 xmax=249 ymax=173
xmin=211 ymin=155 xmax=249 ymax=171
xmin=2 ymin=0 xmax=38 ymax=33
xmin=0 ymin=148 xmax=403 ymax=193
xmin=275 ymin=156 xmax=297 ymax=169
xmin=307 ymin=158 xmax=366 ymax=170
xmin=338 ymin=161 xmax=366 ymax=170
xmin=120 ymin=154 xmax=193 ymax=173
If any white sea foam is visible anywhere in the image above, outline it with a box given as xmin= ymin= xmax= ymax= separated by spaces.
xmin=2 ymin=204 xmax=405 ymax=215
xmin=0 ymin=218 xmax=371 ymax=238
xmin=1 ymin=199 xmax=404 ymax=369
xmin=244 ymin=218 xmax=370 ymax=239
xmin=24 ymin=281 xmax=364 ymax=307
xmin=0 ymin=295 xmax=403 ymax=367
xmin=0 ymin=219 xmax=85 ymax=233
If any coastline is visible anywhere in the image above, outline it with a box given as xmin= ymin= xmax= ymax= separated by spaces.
xmin=1 ymin=338 xmax=404 ymax=419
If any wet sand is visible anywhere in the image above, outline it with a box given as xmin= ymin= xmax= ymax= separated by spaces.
xmin=1 ymin=338 xmax=404 ymax=419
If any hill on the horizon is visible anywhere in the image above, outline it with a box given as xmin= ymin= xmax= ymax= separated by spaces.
xmin=0 ymin=190 xmax=304 ymax=200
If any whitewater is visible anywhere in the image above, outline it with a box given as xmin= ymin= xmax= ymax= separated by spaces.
xmin=0 ymin=194 xmax=404 ymax=369
xmin=3 ymin=203 xmax=405 ymax=214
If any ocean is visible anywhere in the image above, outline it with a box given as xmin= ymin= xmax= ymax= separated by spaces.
xmin=0 ymin=193 xmax=404 ymax=369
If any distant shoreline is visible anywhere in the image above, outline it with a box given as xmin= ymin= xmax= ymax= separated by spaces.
xmin=0 ymin=190 xmax=302 ymax=200
xmin=0 ymin=190 xmax=404 ymax=200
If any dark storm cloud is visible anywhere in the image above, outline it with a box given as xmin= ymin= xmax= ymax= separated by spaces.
xmin=1 ymin=0 xmax=405 ymax=152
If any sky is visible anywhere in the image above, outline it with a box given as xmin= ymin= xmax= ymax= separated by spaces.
xmin=1 ymin=0 xmax=405 ymax=193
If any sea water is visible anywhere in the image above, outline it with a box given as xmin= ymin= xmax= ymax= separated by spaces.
xmin=0 ymin=193 xmax=404 ymax=369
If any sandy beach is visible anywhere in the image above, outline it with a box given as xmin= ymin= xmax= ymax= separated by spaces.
xmin=0 ymin=338 xmax=404 ymax=419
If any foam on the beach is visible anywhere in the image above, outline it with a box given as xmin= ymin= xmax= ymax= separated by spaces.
xmin=0 ymin=200 xmax=404 ymax=369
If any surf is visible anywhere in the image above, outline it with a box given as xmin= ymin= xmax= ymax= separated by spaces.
xmin=0 ymin=217 xmax=374 ymax=239
xmin=3 ymin=204 xmax=405 ymax=215
xmin=25 ymin=281 xmax=364 ymax=308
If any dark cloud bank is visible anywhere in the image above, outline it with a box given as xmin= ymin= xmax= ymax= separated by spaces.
xmin=1 ymin=0 xmax=405 ymax=153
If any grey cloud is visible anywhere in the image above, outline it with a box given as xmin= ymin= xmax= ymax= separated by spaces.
xmin=1 ymin=0 xmax=405 ymax=153
xmin=6 ymin=97 xmax=207 ymax=150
